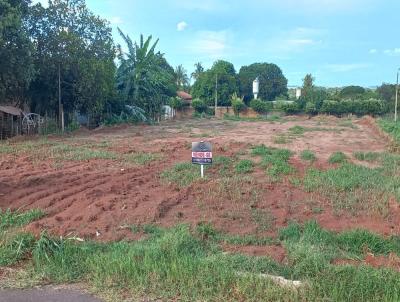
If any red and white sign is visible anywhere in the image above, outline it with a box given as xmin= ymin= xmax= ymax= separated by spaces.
xmin=191 ymin=152 xmax=213 ymax=159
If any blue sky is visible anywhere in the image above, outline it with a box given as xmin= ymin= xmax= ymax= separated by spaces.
xmin=35 ymin=0 xmax=399 ymax=87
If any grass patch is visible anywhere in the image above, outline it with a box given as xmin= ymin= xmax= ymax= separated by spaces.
xmin=328 ymin=151 xmax=347 ymax=164
xmin=251 ymin=144 xmax=294 ymax=180
xmin=378 ymin=118 xmax=400 ymax=149
xmin=0 ymin=209 xmax=45 ymax=231
xmin=354 ymin=151 xmax=381 ymax=162
xmin=304 ymin=163 xmax=400 ymax=216
xmin=235 ymin=159 xmax=254 ymax=174
xmin=161 ymin=162 xmax=201 ymax=187
xmin=300 ymin=150 xmax=316 ymax=162
xmin=124 ymin=152 xmax=162 ymax=165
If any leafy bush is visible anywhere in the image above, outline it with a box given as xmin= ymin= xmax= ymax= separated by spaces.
xmin=169 ymin=97 xmax=183 ymax=110
xmin=231 ymin=94 xmax=246 ymax=116
xmin=319 ymin=99 xmax=386 ymax=116
xmin=305 ymin=102 xmax=317 ymax=115
xmin=320 ymin=100 xmax=343 ymax=115
xmin=192 ymin=98 xmax=207 ymax=113
xmin=276 ymin=101 xmax=301 ymax=115
xmin=249 ymin=99 xmax=272 ymax=114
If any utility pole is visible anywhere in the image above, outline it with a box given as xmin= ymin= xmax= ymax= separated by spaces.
xmin=395 ymin=68 xmax=399 ymax=122
xmin=214 ymin=74 xmax=218 ymax=116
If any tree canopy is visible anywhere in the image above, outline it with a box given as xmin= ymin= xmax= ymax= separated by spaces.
xmin=28 ymin=0 xmax=116 ymax=117
xmin=0 ymin=0 xmax=34 ymax=105
xmin=191 ymin=60 xmax=238 ymax=106
xmin=116 ymin=29 xmax=176 ymax=119
xmin=239 ymin=63 xmax=288 ymax=102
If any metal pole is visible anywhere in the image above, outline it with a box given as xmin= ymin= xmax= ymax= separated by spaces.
xmin=395 ymin=69 xmax=399 ymax=122
xmin=201 ymin=164 xmax=204 ymax=178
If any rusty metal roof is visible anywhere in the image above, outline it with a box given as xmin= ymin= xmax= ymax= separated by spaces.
xmin=0 ymin=106 xmax=23 ymax=116
xmin=177 ymin=91 xmax=193 ymax=100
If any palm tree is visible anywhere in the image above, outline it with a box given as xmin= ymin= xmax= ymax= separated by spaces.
xmin=175 ymin=65 xmax=189 ymax=90
xmin=191 ymin=62 xmax=204 ymax=81
xmin=116 ymin=28 xmax=175 ymax=119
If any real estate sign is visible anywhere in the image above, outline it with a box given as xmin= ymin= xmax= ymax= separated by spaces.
xmin=192 ymin=142 xmax=213 ymax=165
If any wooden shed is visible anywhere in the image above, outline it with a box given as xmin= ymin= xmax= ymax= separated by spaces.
xmin=0 ymin=105 xmax=23 ymax=140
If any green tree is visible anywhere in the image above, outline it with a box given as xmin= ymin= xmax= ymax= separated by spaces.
xmin=0 ymin=0 xmax=34 ymax=105
xmin=191 ymin=60 xmax=238 ymax=106
xmin=302 ymin=74 xmax=314 ymax=102
xmin=116 ymin=29 xmax=176 ymax=120
xmin=28 ymin=0 xmax=116 ymax=120
xmin=340 ymin=86 xmax=366 ymax=99
xmin=239 ymin=63 xmax=288 ymax=102
xmin=191 ymin=62 xmax=204 ymax=81
xmin=175 ymin=65 xmax=189 ymax=90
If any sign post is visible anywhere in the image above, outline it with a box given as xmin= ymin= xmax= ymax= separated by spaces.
xmin=192 ymin=141 xmax=213 ymax=178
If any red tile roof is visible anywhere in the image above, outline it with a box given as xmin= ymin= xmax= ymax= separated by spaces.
xmin=177 ymin=91 xmax=193 ymax=100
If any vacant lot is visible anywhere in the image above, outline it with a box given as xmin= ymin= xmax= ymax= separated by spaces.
xmin=2 ymin=115 xmax=400 ymax=301
xmin=0 ymin=115 xmax=397 ymax=241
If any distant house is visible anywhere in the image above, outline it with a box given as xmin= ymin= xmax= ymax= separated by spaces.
xmin=0 ymin=105 xmax=23 ymax=139
xmin=177 ymin=91 xmax=193 ymax=105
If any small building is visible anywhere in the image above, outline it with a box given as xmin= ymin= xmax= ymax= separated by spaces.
xmin=0 ymin=105 xmax=23 ymax=140
xmin=177 ymin=91 xmax=193 ymax=105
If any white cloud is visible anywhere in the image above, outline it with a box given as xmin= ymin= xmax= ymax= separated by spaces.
xmin=187 ymin=30 xmax=231 ymax=59
xmin=109 ymin=16 xmax=123 ymax=25
xmin=325 ymin=63 xmax=370 ymax=72
xmin=263 ymin=27 xmax=323 ymax=56
xmin=369 ymin=49 xmax=377 ymax=54
xmin=177 ymin=21 xmax=188 ymax=32
xmin=384 ymin=48 xmax=400 ymax=56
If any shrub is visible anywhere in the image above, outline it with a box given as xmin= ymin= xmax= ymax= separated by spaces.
xmin=169 ymin=97 xmax=183 ymax=110
xmin=231 ymin=94 xmax=246 ymax=116
xmin=320 ymin=100 xmax=343 ymax=116
xmin=192 ymin=99 xmax=207 ymax=113
xmin=276 ymin=101 xmax=300 ymax=115
xmin=305 ymin=102 xmax=317 ymax=115
xmin=249 ymin=99 xmax=272 ymax=114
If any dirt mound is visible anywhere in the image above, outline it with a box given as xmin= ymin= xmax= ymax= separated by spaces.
xmin=334 ymin=253 xmax=400 ymax=272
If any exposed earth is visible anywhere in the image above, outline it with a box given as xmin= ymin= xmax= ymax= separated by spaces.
xmin=0 ymin=115 xmax=397 ymax=262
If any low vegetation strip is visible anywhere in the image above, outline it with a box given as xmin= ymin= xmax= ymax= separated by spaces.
xmin=378 ymin=119 xmax=400 ymax=150
xmin=2 ymin=211 xmax=400 ymax=301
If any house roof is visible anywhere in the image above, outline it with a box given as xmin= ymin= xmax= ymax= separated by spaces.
xmin=0 ymin=105 xmax=23 ymax=116
xmin=177 ymin=91 xmax=193 ymax=100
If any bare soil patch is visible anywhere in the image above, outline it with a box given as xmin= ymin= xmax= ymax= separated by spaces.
xmin=1 ymin=116 xmax=397 ymax=241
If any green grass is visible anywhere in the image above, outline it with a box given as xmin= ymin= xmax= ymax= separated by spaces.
xmin=161 ymin=162 xmax=202 ymax=187
xmin=2 ymin=209 xmax=400 ymax=301
xmin=0 ymin=209 xmax=45 ymax=231
xmin=304 ymin=162 xmax=400 ymax=215
xmin=124 ymin=152 xmax=162 ymax=165
xmin=378 ymin=118 xmax=400 ymax=148
xmin=300 ymin=150 xmax=316 ymax=162
xmin=354 ymin=151 xmax=381 ymax=162
xmin=251 ymin=145 xmax=294 ymax=180
xmin=235 ymin=159 xmax=254 ymax=174
xmin=328 ymin=151 xmax=348 ymax=164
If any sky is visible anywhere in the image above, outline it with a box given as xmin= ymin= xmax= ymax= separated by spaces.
xmin=33 ymin=0 xmax=400 ymax=87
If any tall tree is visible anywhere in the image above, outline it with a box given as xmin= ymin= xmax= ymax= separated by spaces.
xmin=239 ymin=63 xmax=288 ymax=102
xmin=175 ymin=65 xmax=189 ymax=90
xmin=116 ymin=29 xmax=176 ymax=120
xmin=28 ymin=0 xmax=116 ymax=119
xmin=191 ymin=60 xmax=238 ymax=106
xmin=191 ymin=62 xmax=204 ymax=81
xmin=0 ymin=0 xmax=34 ymax=105
xmin=302 ymin=74 xmax=315 ymax=102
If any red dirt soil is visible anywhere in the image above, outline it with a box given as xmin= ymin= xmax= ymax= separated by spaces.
xmin=1 ymin=116 xmax=399 ymax=243
xmin=334 ymin=253 xmax=400 ymax=272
